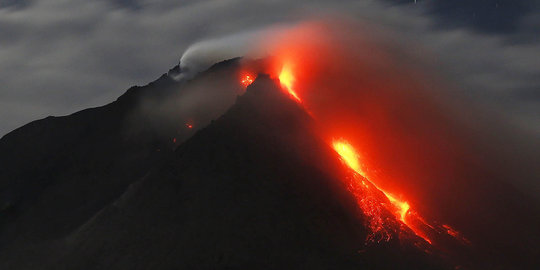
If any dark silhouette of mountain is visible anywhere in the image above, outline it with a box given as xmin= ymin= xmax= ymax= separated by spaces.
xmin=0 ymin=59 xmax=241 ymax=267
xmin=0 ymin=61 xmax=451 ymax=269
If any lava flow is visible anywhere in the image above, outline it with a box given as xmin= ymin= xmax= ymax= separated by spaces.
xmin=250 ymin=57 xmax=470 ymax=248
xmin=278 ymin=63 xmax=301 ymax=102
xmin=239 ymin=21 xmax=473 ymax=250
xmin=332 ymin=138 xmax=431 ymax=244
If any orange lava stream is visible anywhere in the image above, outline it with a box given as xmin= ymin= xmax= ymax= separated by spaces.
xmin=332 ymin=139 xmax=431 ymax=244
xmin=273 ymin=62 xmax=432 ymax=243
xmin=278 ymin=63 xmax=302 ymax=102
xmin=332 ymin=140 xmax=409 ymax=222
xmin=258 ymin=60 xmax=469 ymax=247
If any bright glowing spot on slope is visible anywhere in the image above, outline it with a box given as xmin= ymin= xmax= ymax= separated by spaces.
xmin=332 ymin=140 xmax=364 ymax=177
xmin=241 ymin=74 xmax=254 ymax=87
xmin=279 ymin=64 xmax=301 ymax=102
xmin=384 ymin=192 xmax=410 ymax=223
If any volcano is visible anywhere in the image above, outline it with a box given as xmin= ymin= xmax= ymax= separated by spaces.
xmin=0 ymin=58 xmax=538 ymax=269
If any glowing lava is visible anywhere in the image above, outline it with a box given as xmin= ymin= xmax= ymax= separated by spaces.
xmin=267 ymin=57 xmax=468 ymax=246
xmin=332 ymin=140 xmax=365 ymax=177
xmin=384 ymin=191 xmax=410 ymax=223
xmin=264 ymin=53 xmax=469 ymax=246
xmin=241 ymin=74 xmax=254 ymax=87
xmin=247 ymin=21 xmax=472 ymax=256
xmin=332 ymin=138 xmax=431 ymax=244
xmin=278 ymin=63 xmax=301 ymax=102
xmin=332 ymin=139 xmax=410 ymax=222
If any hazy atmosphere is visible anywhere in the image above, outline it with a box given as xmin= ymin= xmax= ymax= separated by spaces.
xmin=1 ymin=1 xmax=540 ymax=269
xmin=1 ymin=0 xmax=539 ymax=136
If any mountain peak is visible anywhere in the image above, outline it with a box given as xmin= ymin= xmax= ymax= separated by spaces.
xmin=0 ymin=59 xmax=451 ymax=269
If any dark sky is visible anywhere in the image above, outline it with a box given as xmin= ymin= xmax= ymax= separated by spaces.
xmin=0 ymin=0 xmax=539 ymax=136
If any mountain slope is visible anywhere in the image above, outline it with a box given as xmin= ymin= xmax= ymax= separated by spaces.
xmin=0 ymin=72 xmax=450 ymax=269
xmin=0 ymin=59 xmax=243 ymax=265
xmin=48 ymin=75 xmax=446 ymax=269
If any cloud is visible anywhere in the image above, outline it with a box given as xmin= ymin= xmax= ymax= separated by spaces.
xmin=0 ymin=0 xmax=538 ymax=140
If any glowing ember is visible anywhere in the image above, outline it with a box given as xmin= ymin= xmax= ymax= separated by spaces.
xmin=241 ymin=74 xmax=254 ymax=87
xmin=443 ymin=224 xmax=471 ymax=245
xmin=185 ymin=123 xmax=193 ymax=129
xmin=278 ymin=63 xmax=301 ymax=102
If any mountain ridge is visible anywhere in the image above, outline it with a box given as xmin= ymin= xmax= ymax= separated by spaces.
xmin=0 ymin=67 xmax=450 ymax=269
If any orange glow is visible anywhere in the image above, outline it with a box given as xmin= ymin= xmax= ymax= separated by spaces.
xmin=278 ymin=63 xmax=301 ymax=102
xmin=385 ymin=193 xmax=410 ymax=223
xmin=332 ymin=140 xmax=365 ymax=178
xmin=185 ymin=123 xmax=193 ymax=129
xmin=443 ymin=224 xmax=471 ymax=245
xmin=265 ymin=52 xmax=467 ymax=246
xmin=332 ymin=139 xmax=410 ymax=223
xmin=245 ymin=21 xmax=471 ymax=251
xmin=241 ymin=74 xmax=254 ymax=87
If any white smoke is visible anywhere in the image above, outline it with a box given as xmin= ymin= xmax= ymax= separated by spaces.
xmin=178 ymin=25 xmax=291 ymax=79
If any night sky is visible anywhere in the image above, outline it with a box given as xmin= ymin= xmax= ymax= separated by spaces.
xmin=0 ymin=0 xmax=539 ymax=137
